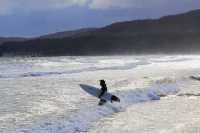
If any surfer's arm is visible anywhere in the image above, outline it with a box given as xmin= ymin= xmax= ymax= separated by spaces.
xmin=98 ymin=91 xmax=103 ymax=98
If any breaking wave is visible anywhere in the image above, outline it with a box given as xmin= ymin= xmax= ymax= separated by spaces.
xmin=21 ymin=83 xmax=178 ymax=133
xmin=0 ymin=61 xmax=148 ymax=79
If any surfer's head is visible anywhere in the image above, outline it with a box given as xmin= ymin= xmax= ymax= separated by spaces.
xmin=100 ymin=80 xmax=106 ymax=86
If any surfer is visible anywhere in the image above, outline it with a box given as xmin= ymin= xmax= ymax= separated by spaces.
xmin=79 ymin=81 xmax=120 ymax=106
xmin=98 ymin=80 xmax=108 ymax=98
xmin=98 ymin=80 xmax=108 ymax=105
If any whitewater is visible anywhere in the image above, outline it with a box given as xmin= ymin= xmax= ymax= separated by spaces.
xmin=0 ymin=55 xmax=200 ymax=133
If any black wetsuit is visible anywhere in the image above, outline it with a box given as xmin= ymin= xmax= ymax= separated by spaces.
xmin=99 ymin=84 xmax=107 ymax=98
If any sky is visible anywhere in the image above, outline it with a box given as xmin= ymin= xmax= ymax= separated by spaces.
xmin=0 ymin=0 xmax=200 ymax=37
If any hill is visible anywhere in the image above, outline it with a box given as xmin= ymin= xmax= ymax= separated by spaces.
xmin=0 ymin=37 xmax=25 ymax=45
xmin=38 ymin=28 xmax=97 ymax=39
xmin=1 ymin=9 xmax=200 ymax=56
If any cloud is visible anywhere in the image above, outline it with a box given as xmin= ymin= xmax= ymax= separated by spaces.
xmin=0 ymin=0 xmax=89 ymax=15
xmin=0 ymin=0 xmax=199 ymax=15
xmin=89 ymin=0 xmax=200 ymax=9
xmin=88 ymin=0 xmax=161 ymax=9
xmin=89 ymin=0 xmax=134 ymax=9
xmin=0 ymin=0 xmax=15 ymax=15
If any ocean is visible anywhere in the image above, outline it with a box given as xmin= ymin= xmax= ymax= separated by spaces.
xmin=1 ymin=55 xmax=200 ymax=133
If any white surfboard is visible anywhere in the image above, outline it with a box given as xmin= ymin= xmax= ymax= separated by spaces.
xmin=80 ymin=84 xmax=120 ymax=103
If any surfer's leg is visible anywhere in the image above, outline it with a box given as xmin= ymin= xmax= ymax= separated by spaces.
xmin=98 ymin=99 xmax=107 ymax=105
